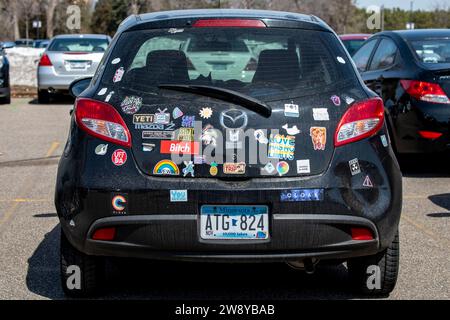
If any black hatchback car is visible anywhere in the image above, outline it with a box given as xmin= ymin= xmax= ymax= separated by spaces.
xmin=352 ymin=29 xmax=450 ymax=154
xmin=56 ymin=9 xmax=402 ymax=297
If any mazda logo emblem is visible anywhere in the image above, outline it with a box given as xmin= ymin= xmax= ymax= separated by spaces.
xmin=220 ymin=109 xmax=248 ymax=130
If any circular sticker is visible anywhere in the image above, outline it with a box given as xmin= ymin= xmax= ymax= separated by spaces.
xmin=277 ymin=161 xmax=290 ymax=176
xmin=112 ymin=149 xmax=127 ymax=166
xmin=112 ymin=195 xmax=126 ymax=211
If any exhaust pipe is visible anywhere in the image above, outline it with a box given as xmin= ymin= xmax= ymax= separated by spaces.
xmin=48 ymin=87 xmax=56 ymax=94
xmin=287 ymin=258 xmax=319 ymax=274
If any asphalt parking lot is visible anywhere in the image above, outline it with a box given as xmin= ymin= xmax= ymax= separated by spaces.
xmin=0 ymin=98 xmax=449 ymax=300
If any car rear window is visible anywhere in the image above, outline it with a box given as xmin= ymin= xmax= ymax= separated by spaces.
xmin=101 ymin=27 xmax=358 ymax=102
xmin=410 ymin=39 xmax=450 ymax=64
xmin=48 ymin=38 xmax=109 ymax=53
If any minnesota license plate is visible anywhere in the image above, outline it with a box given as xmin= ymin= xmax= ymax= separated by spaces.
xmin=200 ymin=205 xmax=269 ymax=240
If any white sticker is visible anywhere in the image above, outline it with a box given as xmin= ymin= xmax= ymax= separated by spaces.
xmin=254 ymin=129 xmax=269 ymax=144
xmin=380 ymin=135 xmax=389 ymax=147
xmin=344 ymin=96 xmax=355 ymax=105
xmin=337 ymin=56 xmax=346 ymax=64
xmin=168 ymin=28 xmax=184 ymax=34
xmin=363 ymin=175 xmax=374 ymax=188
xmin=284 ymin=103 xmax=299 ymax=117
xmin=111 ymin=58 xmax=121 ymax=65
xmin=297 ymin=160 xmax=311 ymax=174
xmin=199 ymin=107 xmax=213 ymax=119
xmin=313 ymin=108 xmax=330 ymax=121
xmin=95 ymin=144 xmax=108 ymax=156
xmin=113 ymin=67 xmax=125 ymax=83
xmin=282 ymin=124 xmax=300 ymax=135
xmin=97 ymin=88 xmax=108 ymax=96
xmin=261 ymin=162 xmax=276 ymax=175
xmin=349 ymin=158 xmax=361 ymax=176
xmin=105 ymin=91 xmax=114 ymax=102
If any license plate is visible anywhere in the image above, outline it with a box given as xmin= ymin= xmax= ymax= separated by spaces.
xmin=200 ymin=205 xmax=269 ymax=240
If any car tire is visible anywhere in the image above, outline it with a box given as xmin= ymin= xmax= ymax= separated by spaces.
xmin=347 ymin=230 xmax=399 ymax=296
xmin=0 ymin=92 xmax=10 ymax=104
xmin=60 ymin=231 xmax=104 ymax=298
xmin=38 ymin=89 xmax=51 ymax=104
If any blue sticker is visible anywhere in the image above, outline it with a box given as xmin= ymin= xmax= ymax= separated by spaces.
xmin=170 ymin=190 xmax=188 ymax=202
xmin=280 ymin=189 xmax=324 ymax=202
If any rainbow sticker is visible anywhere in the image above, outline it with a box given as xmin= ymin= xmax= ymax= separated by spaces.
xmin=153 ymin=160 xmax=180 ymax=176
xmin=277 ymin=161 xmax=290 ymax=176
xmin=112 ymin=195 xmax=126 ymax=212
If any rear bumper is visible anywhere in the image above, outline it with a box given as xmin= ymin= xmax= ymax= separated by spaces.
xmin=38 ymin=66 xmax=94 ymax=90
xmin=65 ymin=214 xmax=379 ymax=262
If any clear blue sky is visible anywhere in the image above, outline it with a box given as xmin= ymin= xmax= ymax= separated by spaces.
xmin=355 ymin=0 xmax=450 ymax=11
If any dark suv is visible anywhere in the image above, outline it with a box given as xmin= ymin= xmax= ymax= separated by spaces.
xmin=56 ymin=9 xmax=402 ymax=297
xmin=0 ymin=43 xmax=11 ymax=104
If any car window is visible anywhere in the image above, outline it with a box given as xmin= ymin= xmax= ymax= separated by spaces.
xmin=352 ymin=39 xmax=378 ymax=72
xmin=48 ymin=38 xmax=109 ymax=52
xmin=369 ymin=38 xmax=398 ymax=70
xmin=343 ymin=39 xmax=366 ymax=56
xmin=410 ymin=39 xmax=450 ymax=64
xmin=102 ymin=28 xmax=358 ymax=102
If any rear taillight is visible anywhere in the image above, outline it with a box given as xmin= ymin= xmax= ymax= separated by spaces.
xmin=400 ymin=80 xmax=450 ymax=104
xmin=244 ymin=58 xmax=258 ymax=71
xmin=39 ymin=54 xmax=52 ymax=67
xmin=335 ymin=97 xmax=384 ymax=147
xmin=351 ymin=227 xmax=374 ymax=241
xmin=75 ymin=98 xmax=131 ymax=148
xmin=92 ymin=227 xmax=116 ymax=241
xmin=418 ymin=130 xmax=443 ymax=140
xmin=193 ymin=19 xmax=266 ymax=28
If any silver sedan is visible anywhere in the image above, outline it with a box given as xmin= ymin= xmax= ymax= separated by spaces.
xmin=37 ymin=34 xmax=111 ymax=103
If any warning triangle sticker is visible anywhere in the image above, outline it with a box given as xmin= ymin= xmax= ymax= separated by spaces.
xmin=363 ymin=175 xmax=373 ymax=188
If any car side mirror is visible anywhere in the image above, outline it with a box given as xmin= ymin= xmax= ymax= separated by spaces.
xmin=69 ymin=77 xmax=92 ymax=98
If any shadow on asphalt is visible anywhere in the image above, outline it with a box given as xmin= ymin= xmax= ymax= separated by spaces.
xmin=26 ymin=225 xmax=373 ymax=300
xmin=28 ymin=94 xmax=74 ymax=105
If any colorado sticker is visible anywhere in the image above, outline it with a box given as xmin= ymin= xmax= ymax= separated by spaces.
xmin=153 ymin=160 xmax=180 ymax=176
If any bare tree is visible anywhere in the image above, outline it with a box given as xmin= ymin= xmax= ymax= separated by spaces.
xmin=46 ymin=0 xmax=60 ymax=39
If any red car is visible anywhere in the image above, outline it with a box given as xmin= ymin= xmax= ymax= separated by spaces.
xmin=340 ymin=34 xmax=371 ymax=56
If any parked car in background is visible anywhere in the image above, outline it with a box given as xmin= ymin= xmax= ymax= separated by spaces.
xmin=1 ymin=41 xmax=16 ymax=49
xmin=340 ymin=34 xmax=371 ymax=56
xmin=37 ymin=34 xmax=111 ymax=103
xmin=352 ymin=29 xmax=450 ymax=154
xmin=0 ymin=42 xmax=11 ymax=104
xmin=57 ymin=9 xmax=402 ymax=297
xmin=15 ymin=38 xmax=34 ymax=47
xmin=181 ymin=37 xmax=257 ymax=82
xmin=34 ymin=40 xmax=50 ymax=49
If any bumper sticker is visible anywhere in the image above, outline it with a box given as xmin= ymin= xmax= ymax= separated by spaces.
xmin=111 ymin=149 xmax=127 ymax=166
xmin=170 ymin=190 xmax=188 ymax=202
xmin=153 ymin=160 xmax=180 ymax=176
xmin=310 ymin=127 xmax=327 ymax=151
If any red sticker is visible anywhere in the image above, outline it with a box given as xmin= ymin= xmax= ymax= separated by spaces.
xmin=160 ymin=141 xmax=199 ymax=155
xmin=112 ymin=149 xmax=127 ymax=166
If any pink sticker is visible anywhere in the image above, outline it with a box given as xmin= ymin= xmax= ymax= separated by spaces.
xmin=113 ymin=67 xmax=125 ymax=83
xmin=112 ymin=149 xmax=127 ymax=166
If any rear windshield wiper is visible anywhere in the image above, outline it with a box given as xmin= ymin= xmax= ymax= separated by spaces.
xmin=158 ymin=84 xmax=272 ymax=118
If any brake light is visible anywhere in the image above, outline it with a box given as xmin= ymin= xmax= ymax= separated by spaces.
xmin=39 ymin=54 xmax=52 ymax=67
xmin=418 ymin=130 xmax=443 ymax=140
xmin=92 ymin=227 xmax=116 ymax=241
xmin=193 ymin=19 xmax=266 ymax=28
xmin=75 ymin=98 xmax=131 ymax=148
xmin=400 ymin=80 xmax=450 ymax=104
xmin=351 ymin=227 xmax=374 ymax=241
xmin=335 ymin=97 xmax=385 ymax=147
